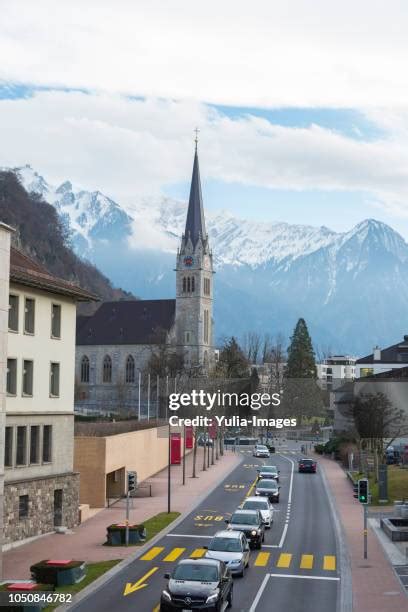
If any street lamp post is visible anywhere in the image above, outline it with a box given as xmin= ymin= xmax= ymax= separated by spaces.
xmin=182 ymin=424 xmax=186 ymax=485
xmin=167 ymin=421 xmax=171 ymax=513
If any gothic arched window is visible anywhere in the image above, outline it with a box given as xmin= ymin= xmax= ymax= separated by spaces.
xmin=125 ymin=355 xmax=135 ymax=383
xmin=191 ymin=276 xmax=195 ymax=292
xmin=182 ymin=277 xmax=187 ymax=293
xmin=80 ymin=355 xmax=90 ymax=383
xmin=187 ymin=277 xmax=191 ymax=292
xmin=102 ymin=355 xmax=112 ymax=383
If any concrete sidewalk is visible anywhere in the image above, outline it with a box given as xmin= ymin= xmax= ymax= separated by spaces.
xmin=318 ymin=454 xmax=408 ymax=612
xmin=3 ymin=449 xmax=241 ymax=580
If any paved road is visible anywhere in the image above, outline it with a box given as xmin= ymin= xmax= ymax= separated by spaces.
xmin=70 ymin=441 xmax=340 ymax=612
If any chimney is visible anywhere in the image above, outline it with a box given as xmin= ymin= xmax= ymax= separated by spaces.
xmin=373 ymin=346 xmax=381 ymax=361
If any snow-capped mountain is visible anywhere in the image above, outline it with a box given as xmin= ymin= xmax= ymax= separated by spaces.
xmin=12 ymin=165 xmax=408 ymax=354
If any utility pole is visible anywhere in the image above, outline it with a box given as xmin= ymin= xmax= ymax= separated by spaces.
xmin=182 ymin=424 xmax=186 ymax=485
xmin=167 ymin=421 xmax=171 ymax=513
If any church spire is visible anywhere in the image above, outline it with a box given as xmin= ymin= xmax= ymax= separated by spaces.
xmin=184 ymin=132 xmax=206 ymax=247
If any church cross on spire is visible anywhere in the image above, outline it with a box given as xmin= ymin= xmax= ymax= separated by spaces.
xmin=194 ymin=127 xmax=200 ymax=151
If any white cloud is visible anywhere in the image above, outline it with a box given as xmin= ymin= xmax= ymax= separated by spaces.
xmin=2 ymin=1 xmax=408 ymax=108
xmin=1 ymin=90 xmax=408 ymax=216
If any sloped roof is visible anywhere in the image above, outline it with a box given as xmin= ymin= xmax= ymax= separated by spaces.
xmin=357 ymin=336 xmax=408 ymax=364
xmin=10 ymin=247 xmax=97 ymax=302
xmin=184 ymin=149 xmax=206 ymax=246
xmin=76 ymin=299 xmax=176 ymax=345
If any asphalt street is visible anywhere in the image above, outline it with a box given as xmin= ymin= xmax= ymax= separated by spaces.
xmin=69 ymin=441 xmax=340 ymax=612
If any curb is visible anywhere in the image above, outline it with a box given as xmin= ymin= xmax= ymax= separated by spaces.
xmin=61 ymin=451 xmax=243 ymax=611
xmin=318 ymin=459 xmax=353 ymax=612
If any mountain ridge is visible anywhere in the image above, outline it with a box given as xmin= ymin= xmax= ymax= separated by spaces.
xmin=10 ymin=164 xmax=408 ymax=354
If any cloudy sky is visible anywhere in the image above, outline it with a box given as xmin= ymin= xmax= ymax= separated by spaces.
xmin=2 ymin=0 xmax=408 ymax=234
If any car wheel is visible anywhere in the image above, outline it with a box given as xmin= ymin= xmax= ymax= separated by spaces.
xmin=256 ymin=539 xmax=262 ymax=549
xmin=227 ymin=586 xmax=233 ymax=608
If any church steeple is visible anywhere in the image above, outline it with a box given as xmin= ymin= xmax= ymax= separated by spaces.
xmin=184 ymin=138 xmax=206 ymax=247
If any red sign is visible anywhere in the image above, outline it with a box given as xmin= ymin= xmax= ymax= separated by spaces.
xmin=185 ymin=426 xmax=194 ymax=449
xmin=170 ymin=433 xmax=181 ymax=464
xmin=209 ymin=420 xmax=217 ymax=440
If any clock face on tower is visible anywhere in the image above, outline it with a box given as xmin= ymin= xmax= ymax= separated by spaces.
xmin=183 ymin=256 xmax=194 ymax=267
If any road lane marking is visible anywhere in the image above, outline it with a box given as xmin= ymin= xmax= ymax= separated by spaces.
xmin=269 ymin=573 xmax=340 ymax=581
xmin=152 ymin=606 xmax=159 ymax=612
xmin=323 ymin=555 xmax=336 ymax=571
xmin=245 ymin=475 xmax=259 ymax=498
xmin=163 ymin=547 xmax=186 ymax=562
xmin=190 ymin=548 xmax=206 ymax=558
xmin=123 ymin=566 xmax=159 ymax=596
xmin=262 ymin=544 xmax=280 ymax=548
xmin=277 ymin=453 xmax=295 ymax=548
xmin=254 ymin=552 xmax=270 ymax=567
xmin=278 ymin=523 xmax=288 ymax=548
xmin=248 ymin=573 xmax=270 ymax=612
xmin=277 ymin=553 xmax=292 ymax=568
xmin=140 ymin=547 xmax=165 ymax=561
xmin=300 ymin=554 xmax=314 ymax=569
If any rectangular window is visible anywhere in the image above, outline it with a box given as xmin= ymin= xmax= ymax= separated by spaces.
xmin=19 ymin=495 xmax=29 ymax=520
xmin=5 ymin=427 xmax=13 ymax=467
xmin=22 ymin=360 xmax=33 ymax=396
xmin=51 ymin=304 xmax=61 ymax=338
xmin=204 ymin=309 xmax=209 ymax=344
xmin=6 ymin=358 xmax=17 ymax=395
xmin=8 ymin=294 xmax=19 ymax=331
xmin=43 ymin=425 xmax=52 ymax=463
xmin=30 ymin=425 xmax=40 ymax=464
xmin=16 ymin=426 xmax=27 ymax=465
xmin=24 ymin=297 xmax=35 ymax=334
xmin=204 ymin=278 xmax=211 ymax=296
xmin=50 ymin=362 xmax=60 ymax=397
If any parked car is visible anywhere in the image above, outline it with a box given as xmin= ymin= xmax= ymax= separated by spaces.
xmin=298 ymin=458 xmax=317 ymax=473
xmin=225 ymin=509 xmax=265 ymax=549
xmin=160 ymin=558 xmax=233 ymax=611
xmin=253 ymin=444 xmax=270 ymax=458
xmin=257 ymin=465 xmax=280 ymax=482
xmin=198 ymin=436 xmax=214 ymax=447
xmin=241 ymin=496 xmax=274 ymax=528
xmin=204 ymin=530 xmax=250 ymax=577
xmin=255 ymin=478 xmax=280 ymax=503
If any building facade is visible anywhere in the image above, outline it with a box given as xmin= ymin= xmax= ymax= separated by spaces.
xmin=75 ymin=145 xmax=215 ymax=413
xmin=355 ymin=336 xmax=408 ymax=378
xmin=316 ymin=355 xmax=356 ymax=390
xmin=3 ymin=246 xmax=95 ymax=546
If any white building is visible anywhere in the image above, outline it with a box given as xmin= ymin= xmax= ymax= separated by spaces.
xmin=3 ymin=241 xmax=95 ymax=545
xmin=355 ymin=336 xmax=408 ymax=378
xmin=316 ymin=355 xmax=356 ymax=390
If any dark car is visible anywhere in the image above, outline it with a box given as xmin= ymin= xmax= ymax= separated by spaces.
xmin=257 ymin=465 xmax=280 ymax=482
xmin=298 ymin=458 xmax=317 ymax=473
xmin=225 ymin=509 xmax=265 ymax=549
xmin=160 ymin=558 xmax=233 ymax=611
xmin=255 ymin=478 xmax=280 ymax=503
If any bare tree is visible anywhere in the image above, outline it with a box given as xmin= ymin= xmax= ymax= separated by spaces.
xmin=243 ymin=331 xmax=262 ymax=364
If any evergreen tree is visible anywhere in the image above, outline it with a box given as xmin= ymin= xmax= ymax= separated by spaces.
xmin=285 ymin=318 xmax=317 ymax=379
xmin=282 ymin=318 xmax=322 ymax=423
xmin=216 ymin=337 xmax=249 ymax=378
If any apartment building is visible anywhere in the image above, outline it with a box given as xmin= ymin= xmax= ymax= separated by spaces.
xmin=3 ymin=243 xmax=95 ymax=546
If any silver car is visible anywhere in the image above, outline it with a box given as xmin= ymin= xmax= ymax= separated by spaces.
xmin=253 ymin=444 xmax=270 ymax=458
xmin=241 ymin=496 xmax=274 ymax=528
xmin=204 ymin=530 xmax=250 ymax=577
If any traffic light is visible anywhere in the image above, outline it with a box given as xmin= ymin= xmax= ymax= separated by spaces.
xmin=127 ymin=471 xmax=137 ymax=494
xmin=358 ymin=478 xmax=369 ymax=504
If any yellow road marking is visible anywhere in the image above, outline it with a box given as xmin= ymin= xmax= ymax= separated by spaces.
xmin=140 ymin=547 xmax=164 ymax=561
xmin=277 ymin=553 xmax=292 ymax=568
xmin=254 ymin=552 xmax=270 ymax=567
xmin=300 ymin=554 xmax=314 ymax=569
xmin=153 ymin=606 xmax=160 ymax=612
xmin=190 ymin=548 xmax=206 ymax=558
xmin=163 ymin=547 xmax=186 ymax=562
xmin=245 ymin=475 xmax=259 ymax=498
xmin=123 ymin=566 xmax=159 ymax=596
xmin=323 ymin=555 xmax=336 ymax=571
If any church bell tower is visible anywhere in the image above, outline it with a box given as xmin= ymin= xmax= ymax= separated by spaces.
xmin=175 ymin=134 xmax=214 ymax=371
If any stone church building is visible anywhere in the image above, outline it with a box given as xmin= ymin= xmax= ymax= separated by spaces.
xmin=75 ymin=144 xmax=215 ymax=412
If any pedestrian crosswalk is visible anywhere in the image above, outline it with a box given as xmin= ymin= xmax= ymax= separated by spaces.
xmin=140 ymin=545 xmax=337 ymax=572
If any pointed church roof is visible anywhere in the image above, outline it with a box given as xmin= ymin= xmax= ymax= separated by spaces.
xmin=184 ymin=146 xmax=206 ymax=246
